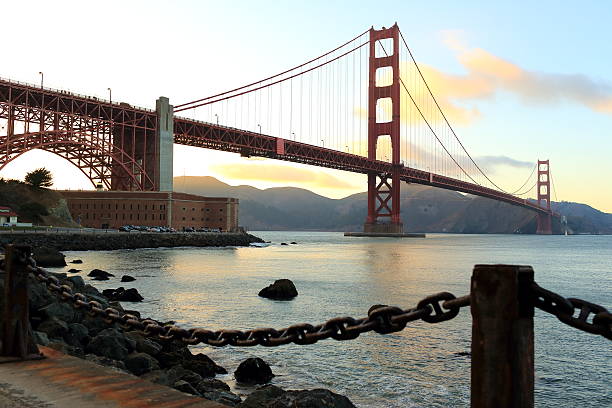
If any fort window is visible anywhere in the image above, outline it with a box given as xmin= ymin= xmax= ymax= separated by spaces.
xmin=144 ymin=214 xmax=147 ymax=220
xmin=182 ymin=217 xmax=186 ymax=221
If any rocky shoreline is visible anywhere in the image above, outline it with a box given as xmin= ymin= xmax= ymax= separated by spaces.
xmin=0 ymin=255 xmax=356 ymax=407
xmin=0 ymin=231 xmax=264 ymax=251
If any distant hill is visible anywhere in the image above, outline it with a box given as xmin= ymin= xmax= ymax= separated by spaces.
xmin=174 ymin=176 xmax=612 ymax=234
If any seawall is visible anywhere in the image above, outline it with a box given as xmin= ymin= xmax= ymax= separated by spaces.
xmin=0 ymin=231 xmax=264 ymax=251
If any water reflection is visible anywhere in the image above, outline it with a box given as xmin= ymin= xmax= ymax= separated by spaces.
xmin=52 ymin=232 xmax=611 ymax=408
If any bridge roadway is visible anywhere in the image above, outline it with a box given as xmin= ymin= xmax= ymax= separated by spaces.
xmin=0 ymin=77 xmax=548 ymax=215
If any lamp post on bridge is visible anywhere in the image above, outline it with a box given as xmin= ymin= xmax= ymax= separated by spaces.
xmin=38 ymin=72 xmax=43 ymax=89
xmin=214 ymin=113 xmax=219 ymax=125
xmin=321 ymin=139 xmax=324 ymax=148
xmin=107 ymin=88 xmax=112 ymax=104
xmin=257 ymin=124 xmax=261 ymax=134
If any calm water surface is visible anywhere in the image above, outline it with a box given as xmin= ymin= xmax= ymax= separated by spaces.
xmin=56 ymin=233 xmax=611 ymax=407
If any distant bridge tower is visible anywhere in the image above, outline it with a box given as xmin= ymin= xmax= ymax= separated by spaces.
xmin=536 ymin=159 xmax=552 ymax=234
xmin=364 ymin=24 xmax=403 ymax=234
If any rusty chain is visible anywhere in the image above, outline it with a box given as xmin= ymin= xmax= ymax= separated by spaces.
xmin=20 ymin=257 xmax=470 ymax=347
xmin=530 ymin=282 xmax=611 ymax=340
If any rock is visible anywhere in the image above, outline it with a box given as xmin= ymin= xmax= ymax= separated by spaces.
xmin=184 ymin=353 xmax=226 ymax=378
xmin=125 ymin=352 xmax=160 ymax=375
xmin=47 ymin=341 xmax=85 ymax=358
xmin=238 ymin=385 xmax=285 ymax=408
xmin=70 ymin=259 xmax=83 ymax=264
xmin=280 ymin=242 xmax=288 ymax=246
xmin=239 ymin=385 xmax=356 ymax=408
xmin=28 ymin=275 xmax=56 ymax=310
xmin=88 ymin=269 xmax=115 ymax=279
xmin=64 ymin=323 xmax=90 ymax=347
xmin=66 ymin=276 xmax=85 ymax=290
xmin=85 ymin=328 xmax=132 ymax=360
xmin=173 ymin=380 xmax=200 ymax=396
xmin=234 ymin=357 xmax=274 ymax=384
xmin=290 ymin=242 xmax=297 ymax=244
xmin=33 ymin=330 xmax=50 ymax=346
xmin=32 ymin=246 xmax=67 ymax=267
xmin=67 ymin=268 xmax=81 ymax=273
xmin=195 ymin=378 xmax=231 ymax=394
xmin=84 ymin=354 xmax=127 ymax=372
xmin=156 ymin=351 xmax=185 ymax=368
xmin=258 ymin=279 xmax=298 ymax=300
xmin=37 ymin=316 xmax=69 ymax=339
xmin=125 ymin=331 xmax=162 ymax=356
xmin=202 ymin=390 xmax=242 ymax=406
xmin=39 ymin=301 xmax=78 ymax=323
xmin=123 ymin=309 xmax=141 ymax=318
xmin=121 ymin=275 xmax=136 ymax=282
xmin=102 ymin=287 xmax=144 ymax=302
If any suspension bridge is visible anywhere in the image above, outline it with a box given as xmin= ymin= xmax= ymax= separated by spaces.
xmin=0 ymin=24 xmax=557 ymax=234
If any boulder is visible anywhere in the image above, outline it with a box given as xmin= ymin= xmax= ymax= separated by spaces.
xmin=33 ymin=330 xmax=50 ymax=346
xmin=47 ymin=341 xmax=85 ymax=358
xmin=234 ymin=357 xmax=274 ymax=384
xmin=258 ymin=279 xmax=298 ymax=300
xmin=88 ymin=269 xmax=115 ymax=279
xmin=64 ymin=323 xmax=90 ymax=347
xmin=37 ymin=316 xmax=69 ymax=339
xmin=32 ymin=247 xmax=67 ymax=267
xmin=195 ymin=378 xmax=231 ymax=393
xmin=202 ymin=390 xmax=241 ymax=407
xmin=102 ymin=287 xmax=144 ymax=302
xmin=67 ymin=268 xmax=81 ymax=273
xmin=290 ymin=242 xmax=297 ymax=244
xmin=173 ymin=380 xmax=200 ymax=396
xmin=184 ymin=353 xmax=226 ymax=378
xmin=238 ymin=385 xmax=285 ymax=408
xmin=85 ymin=328 xmax=132 ymax=360
xmin=84 ymin=354 xmax=127 ymax=372
xmin=239 ymin=385 xmax=356 ymax=408
xmin=125 ymin=331 xmax=162 ymax=356
xmin=121 ymin=275 xmax=136 ymax=282
xmin=125 ymin=352 xmax=160 ymax=375
xmin=66 ymin=276 xmax=85 ymax=290
xmin=70 ymin=259 xmax=83 ymax=264
xmin=39 ymin=301 xmax=78 ymax=323
xmin=280 ymin=242 xmax=288 ymax=246
xmin=28 ymin=275 xmax=56 ymax=310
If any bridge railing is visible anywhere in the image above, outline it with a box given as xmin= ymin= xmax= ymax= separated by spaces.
xmin=1 ymin=244 xmax=610 ymax=407
xmin=0 ymin=76 xmax=155 ymax=113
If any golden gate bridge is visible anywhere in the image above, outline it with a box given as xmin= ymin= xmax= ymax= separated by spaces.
xmin=0 ymin=24 xmax=557 ymax=234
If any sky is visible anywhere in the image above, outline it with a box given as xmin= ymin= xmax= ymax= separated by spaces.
xmin=1 ymin=1 xmax=611 ymax=212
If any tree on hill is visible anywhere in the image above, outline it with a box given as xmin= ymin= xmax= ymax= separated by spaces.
xmin=25 ymin=167 xmax=53 ymax=188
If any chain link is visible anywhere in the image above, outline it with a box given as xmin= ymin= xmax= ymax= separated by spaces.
xmin=21 ymin=257 xmax=469 ymax=347
xmin=530 ymin=282 xmax=611 ymax=341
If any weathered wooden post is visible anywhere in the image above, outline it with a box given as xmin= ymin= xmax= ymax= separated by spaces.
xmin=0 ymin=244 xmax=43 ymax=361
xmin=471 ymin=264 xmax=534 ymax=408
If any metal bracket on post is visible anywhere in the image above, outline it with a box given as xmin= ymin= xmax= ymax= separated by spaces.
xmin=0 ymin=244 xmax=44 ymax=363
xmin=471 ymin=264 xmax=534 ymax=408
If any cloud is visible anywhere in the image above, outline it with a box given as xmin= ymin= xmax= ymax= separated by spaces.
xmin=403 ymin=32 xmax=612 ymax=123
xmin=209 ymin=162 xmax=358 ymax=189
xmin=473 ymin=155 xmax=533 ymax=174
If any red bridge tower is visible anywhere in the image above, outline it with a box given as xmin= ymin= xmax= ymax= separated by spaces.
xmin=536 ymin=159 xmax=552 ymax=234
xmin=364 ymin=24 xmax=403 ymax=234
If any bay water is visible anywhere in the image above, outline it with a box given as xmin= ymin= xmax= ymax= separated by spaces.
xmin=56 ymin=232 xmax=611 ymax=407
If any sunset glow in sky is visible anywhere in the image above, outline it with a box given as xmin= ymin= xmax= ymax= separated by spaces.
xmin=1 ymin=1 xmax=611 ymax=212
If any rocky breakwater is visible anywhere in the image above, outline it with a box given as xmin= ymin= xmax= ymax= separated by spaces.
xmin=0 ymin=231 xmax=264 ymax=251
xmin=0 ymin=269 xmax=356 ymax=407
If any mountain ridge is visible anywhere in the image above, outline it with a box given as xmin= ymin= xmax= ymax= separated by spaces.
xmin=173 ymin=176 xmax=612 ymax=234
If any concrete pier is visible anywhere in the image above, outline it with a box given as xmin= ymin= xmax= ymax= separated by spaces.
xmin=0 ymin=346 xmax=225 ymax=407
